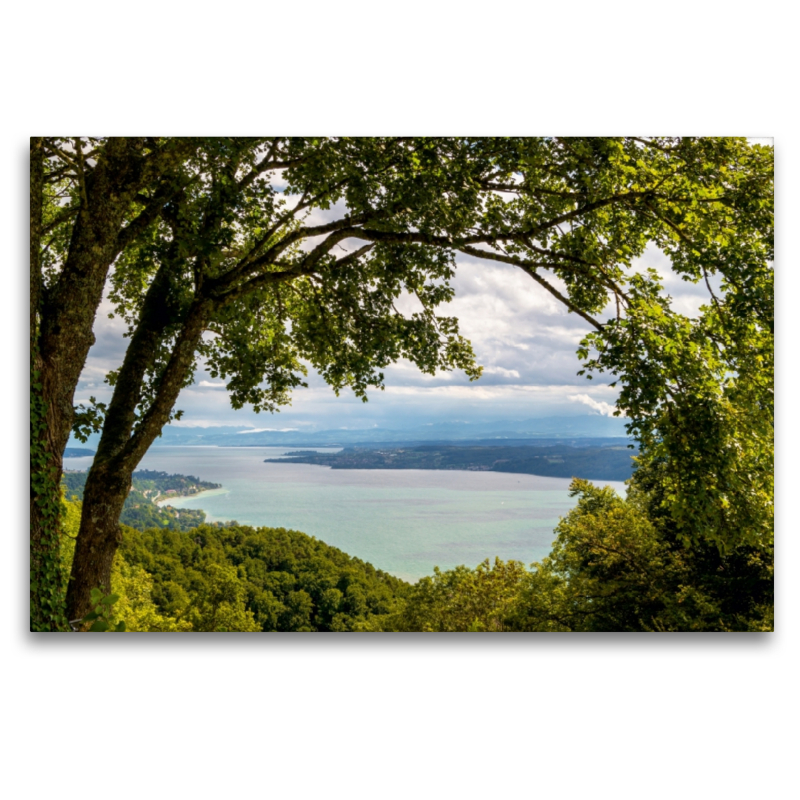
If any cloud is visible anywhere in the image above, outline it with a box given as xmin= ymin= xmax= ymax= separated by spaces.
xmin=483 ymin=366 xmax=521 ymax=379
xmin=74 ymin=212 xmax=715 ymax=433
xmin=568 ymin=394 xmax=621 ymax=417
xmin=632 ymin=244 xmax=721 ymax=319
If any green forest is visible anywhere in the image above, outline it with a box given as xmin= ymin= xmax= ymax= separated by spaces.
xmin=62 ymin=470 xmax=222 ymax=532
xmin=30 ymin=136 xmax=773 ymax=632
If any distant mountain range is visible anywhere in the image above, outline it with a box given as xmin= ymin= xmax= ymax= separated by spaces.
xmin=68 ymin=415 xmax=630 ymax=450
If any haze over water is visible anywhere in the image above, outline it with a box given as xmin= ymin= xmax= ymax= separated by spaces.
xmin=65 ymin=446 xmax=626 ymax=583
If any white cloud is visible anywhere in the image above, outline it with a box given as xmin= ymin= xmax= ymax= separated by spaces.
xmin=74 ymin=204 xmax=720 ymax=433
xmin=483 ymin=366 xmax=520 ymax=379
xmin=568 ymin=394 xmax=621 ymax=417
xmin=630 ymin=244 xmax=720 ymax=319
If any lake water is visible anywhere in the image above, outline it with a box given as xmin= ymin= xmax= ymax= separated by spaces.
xmin=64 ymin=446 xmax=626 ymax=583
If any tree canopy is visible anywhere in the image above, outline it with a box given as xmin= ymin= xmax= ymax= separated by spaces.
xmin=30 ymin=136 xmax=773 ymax=628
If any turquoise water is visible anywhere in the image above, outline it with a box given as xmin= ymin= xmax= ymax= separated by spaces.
xmin=64 ymin=446 xmax=626 ymax=583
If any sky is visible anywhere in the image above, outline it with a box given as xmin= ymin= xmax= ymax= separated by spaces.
xmin=73 ymin=199 xmax=721 ymax=434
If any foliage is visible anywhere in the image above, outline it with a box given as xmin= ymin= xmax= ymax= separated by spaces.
xmin=59 ymin=494 xmax=80 ymax=592
xmin=187 ymin=563 xmax=261 ymax=632
xmin=508 ymin=480 xmax=773 ymax=632
xmin=30 ymin=353 xmax=68 ymax=631
xmin=71 ymin=397 xmax=107 ymax=443
xmin=124 ymin=469 xmax=221 ymax=495
xmin=118 ymin=523 xmax=410 ymax=632
xmin=109 ymin=558 xmax=193 ymax=632
xmin=117 ymin=495 xmax=208 ymax=532
xmin=62 ymin=469 xmax=220 ymax=500
xmin=79 ymin=588 xmax=126 ymax=632
xmin=389 ymin=558 xmax=528 ymax=632
xmin=576 ymin=140 xmax=773 ymax=552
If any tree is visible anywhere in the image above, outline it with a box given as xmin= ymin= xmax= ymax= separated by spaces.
xmin=31 ymin=137 xmax=772 ymax=626
xmin=109 ymin=558 xmax=193 ymax=632
xmin=576 ymin=140 xmax=773 ymax=553
xmin=188 ymin=563 xmax=260 ymax=632
xmin=31 ymin=137 xmax=204 ymax=629
xmin=114 ymin=523 xmax=409 ymax=631
xmin=508 ymin=480 xmax=773 ymax=632
xmin=391 ymin=558 xmax=528 ymax=632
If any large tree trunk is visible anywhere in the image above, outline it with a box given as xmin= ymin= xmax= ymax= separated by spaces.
xmin=31 ymin=139 xmax=146 ymax=628
xmin=65 ymin=459 xmax=133 ymax=623
xmin=30 ymin=138 xmax=43 ymax=355
xmin=66 ymin=299 xmax=213 ymax=621
xmin=30 ymin=137 xmax=67 ymax=630
xmin=30 ymin=343 xmax=71 ymax=630
xmin=38 ymin=139 xmax=150 ymax=451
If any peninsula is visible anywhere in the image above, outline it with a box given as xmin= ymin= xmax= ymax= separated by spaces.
xmin=265 ymin=443 xmax=636 ymax=482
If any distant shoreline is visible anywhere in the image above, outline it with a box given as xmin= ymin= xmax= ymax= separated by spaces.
xmin=63 ymin=447 xmax=95 ymax=458
xmin=265 ymin=443 xmax=636 ymax=483
xmin=155 ymin=486 xmax=229 ymax=507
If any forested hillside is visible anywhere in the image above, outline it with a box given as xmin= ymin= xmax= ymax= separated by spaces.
xmin=62 ymin=470 xmax=221 ymax=532
xmin=60 ymin=498 xmax=409 ymax=632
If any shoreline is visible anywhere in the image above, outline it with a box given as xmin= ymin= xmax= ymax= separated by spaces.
xmin=155 ymin=486 xmax=229 ymax=507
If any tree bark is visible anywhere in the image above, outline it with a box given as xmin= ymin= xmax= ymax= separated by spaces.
xmin=38 ymin=139 xmax=150 ymax=458
xmin=35 ymin=137 xmax=198 ymax=459
xmin=30 ymin=140 xmax=145 ymax=627
xmin=29 ymin=137 xmax=64 ymax=629
xmin=30 ymin=138 xmax=43 ymax=354
xmin=66 ymin=460 xmax=133 ymax=626
xmin=66 ymin=299 xmax=214 ymax=620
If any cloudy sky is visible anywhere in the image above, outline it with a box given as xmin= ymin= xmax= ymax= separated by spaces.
xmin=75 ymin=214 xmax=716 ymax=434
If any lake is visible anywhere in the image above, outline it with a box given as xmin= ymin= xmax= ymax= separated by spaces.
xmin=64 ymin=446 xmax=626 ymax=583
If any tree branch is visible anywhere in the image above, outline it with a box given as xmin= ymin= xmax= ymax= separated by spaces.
xmin=123 ymin=299 xmax=213 ymax=466
xmin=113 ymin=178 xmax=188 ymax=256
xmin=458 ymin=244 xmax=605 ymax=331
xmin=73 ymin=137 xmax=90 ymax=213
